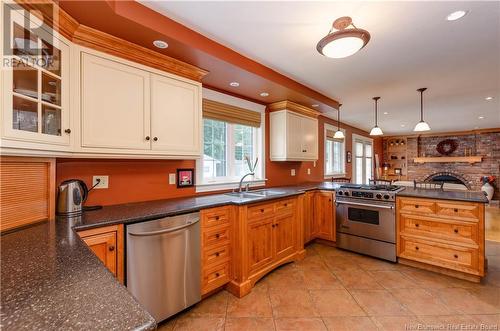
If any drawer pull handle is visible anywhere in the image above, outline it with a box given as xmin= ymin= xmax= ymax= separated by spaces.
xmin=260 ymin=209 xmax=264 ymax=213
xmin=108 ymin=245 xmax=115 ymax=252
xmin=215 ymin=234 xmax=220 ymax=239
xmin=454 ymin=208 xmax=458 ymax=212
xmin=415 ymin=246 xmax=419 ymax=251
xmin=284 ymin=203 xmax=288 ymax=207
xmin=415 ymin=205 xmax=419 ymax=208
xmin=215 ymin=216 xmax=220 ymax=220
xmin=415 ymin=223 xmax=419 ymax=227
xmin=215 ymin=252 xmax=220 ymax=257
xmin=215 ymin=272 xmax=220 ymax=277
xmin=454 ymin=254 xmax=458 ymax=259
xmin=454 ymin=229 xmax=459 ymax=233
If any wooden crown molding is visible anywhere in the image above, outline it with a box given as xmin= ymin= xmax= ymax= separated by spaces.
xmin=15 ymin=0 xmax=209 ymax=82
xmin=383 ymin=127 xmax=500 ymax=139
xmin=267 ymin=100 xmax=321 ymax=118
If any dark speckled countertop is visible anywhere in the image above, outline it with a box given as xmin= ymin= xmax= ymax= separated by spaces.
xmin=0 ymin=181 xmax=487 ymax=330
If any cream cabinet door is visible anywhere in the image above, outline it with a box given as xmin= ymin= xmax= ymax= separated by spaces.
xmin=81 ymin=53 xmax=151 ymax=150
xmin=286 ymin=112 xmax=304 ymax=159
xmin=150 ymin=73 xmax=201 ymax=155
xmin=301 ymin=116 xmax=318 ymax=160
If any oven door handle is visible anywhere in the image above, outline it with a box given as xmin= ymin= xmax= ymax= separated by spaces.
xmin=336 ymin=201 xmax=394 ymax=209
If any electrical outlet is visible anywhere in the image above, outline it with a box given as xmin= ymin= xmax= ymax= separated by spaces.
xmin=92 ymin=176 xmax=109 ymax=189
xmin=307 ymin=168 xmax=311 ymax=175
xmin=169 ymin=173 xmax=176 ymax=185
xmin=291 ymin=169 xmax=296 ymax=176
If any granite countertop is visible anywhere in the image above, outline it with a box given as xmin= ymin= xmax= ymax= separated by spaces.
xmin=397 ymin=186 xmax=489 ymax=203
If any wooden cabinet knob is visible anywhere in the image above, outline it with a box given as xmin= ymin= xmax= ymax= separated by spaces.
xmin=145 ymin=136 xmax=150 ymax=141
xmin=64 ymin=128 xmax=71 ymax=134
xmin=272 ymin=224 xmax=276 ymax=228
xmin=415 ymin=205 xmax=419 ymax=208
xmin=454 ymin=208 xmax=458 ymax=212
xmin=215 ymin=272 xmax=220 ymax=277
xmin=215 ymin=233 xmax=220 ymax=239
xmin=260 ymin=209 xmax=264 ymax=213
xmin=454 ymin=229 xmax=459 ymax=233
xmin=215 ymin=216 xmax=220 ymax=220
xmin=284 ymin=203 xmax=288 ymax=207
xmin=415 ymin=223 xmax=419 ymax=227
xmin=329 ymin=199 xmax=332 ymax=202
xmin=108 ymin=245 xmax=115 ymax=252
xmin=415 ymin=246 xmax=419 ymax=251
xmin=215 ymin=252 xmax=220 ymax=257
xmin=454 ymin=254 xmax=458 ymax=259
xmin=153 ymin=137 xmax=158 ymax=141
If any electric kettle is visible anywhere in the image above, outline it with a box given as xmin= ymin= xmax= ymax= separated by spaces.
xmin=57 ymin=179 xmax=88 ymax=216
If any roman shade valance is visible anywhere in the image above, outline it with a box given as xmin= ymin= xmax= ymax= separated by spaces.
xmin=202 ymin=99 xmax=261 ymax=128
xmin=326 ymin=129 xmax=344 ymax=142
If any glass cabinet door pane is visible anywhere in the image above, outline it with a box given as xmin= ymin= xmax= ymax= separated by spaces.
xmin=13 ymin=96 xmax=38 ymax=132
xmin=41 ymin=39 xmax=61 ymax=76
xmin=42 ymin=73 xmax=61 ymax=106
xmin=42 ymin=105 xmax=61 ymax=136
xmin=12 ymin=22 xmax=39 ymax=57
xmin=13 ymin=59 xmax=38 ymax=100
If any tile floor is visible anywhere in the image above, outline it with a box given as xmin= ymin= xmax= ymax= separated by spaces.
xmin=158 ymin=240 xmax=500 ymax=331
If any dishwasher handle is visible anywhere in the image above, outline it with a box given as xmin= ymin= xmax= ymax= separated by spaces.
xmin=128 ymin=218 xmax=200 ymax=237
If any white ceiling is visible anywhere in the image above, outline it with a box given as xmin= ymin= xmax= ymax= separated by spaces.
xmin=141 ymin=1 xmax=500 ymax=134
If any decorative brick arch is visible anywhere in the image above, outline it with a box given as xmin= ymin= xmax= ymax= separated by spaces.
xmin=424 ymin=172 xmax=472 ymax=189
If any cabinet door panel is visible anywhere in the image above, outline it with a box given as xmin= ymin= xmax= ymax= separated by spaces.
xmin=247 ymin=217 xmax=274 ymax=274
xmin=151 ymin=74 xmax=200 ymax=155
xmin=286 ymin=112 xmax=304 ymax=158
xmin=81 ymin=231 xmax=117 ymax=276
xmin=314 ymin=192 xmax=335 ymax=241
xmin=274 ymin=212 xmax=296 ymax=260
xmin=81 ymin=53 xmax=150 ymax=150
xmin=301 ymin=116 xmax=318 ymax=159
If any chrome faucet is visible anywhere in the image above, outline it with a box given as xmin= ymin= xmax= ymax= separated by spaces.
xmin=237 ymin=156 xmax=258 ymax=193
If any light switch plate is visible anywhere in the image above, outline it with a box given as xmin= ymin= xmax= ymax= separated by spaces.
xmin=307 ymin=168 xmax=311 ymax=175
xmin=291 ymin=169 xmax=296 ymax=176
xmin=169 ymin=173 xmax=176 ymax=185
xmin=92 ymin=175 xmax=109 ymax=189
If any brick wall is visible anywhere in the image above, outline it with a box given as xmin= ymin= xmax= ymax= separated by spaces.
xmin=399 ymin=132 xmax=499 ymax=200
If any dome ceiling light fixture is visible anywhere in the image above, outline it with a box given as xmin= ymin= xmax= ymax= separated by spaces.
xmin=334 ymin=104 xmax=345 ymax=139
xmin=369 ymin=97 xmax=383 ymax=136
xmin=413 ymin=87 xmax=431 ymax=132
xmin=317 ymin=16 xmax=371 ymax=59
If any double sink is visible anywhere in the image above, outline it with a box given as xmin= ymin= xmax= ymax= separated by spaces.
xmin=225 ymin=189 xmax=287 ymax=200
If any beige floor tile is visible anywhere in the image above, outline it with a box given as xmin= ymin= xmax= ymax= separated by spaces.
xmin=485 ymin=271 xmax=500 ymax=287
xmin=486 ymin=240 xmax=500 ymax=256
xmin=470 ymin=314 xmax=500 ymax=326
xmin=269 ymin=288 xmax=318 ymax=318
xmin=350 ymin=255 xmax=399 ymax=271
xmin=295 ymin=255 xmax=328 ymax=270
xmin=226 ymin=285 xmax=273 ymax=318
xmin=173 ymin=317 xmax=225 ymax=331
xmin=401 ymin=268 xmax=463 ymax=289
xmin=430 ymin=288 xmax=500 ymax=314
xmin=369 ymin=270 xmax=420 ymax=290
xmin=322 ymin=255 xmax=361 ymax=273
xmin=371 ymin=316 xmax=421 ymax=331
xmin=350 ymin=290 xmax=412 ymax=316
xmin=309 ymin=289 xmax=366 ymax=317
xmin=275 ymin=318 xmax=327 ymax=331
xmin=183 ymin=290 xmax=228 ymax=317
xmin=389 ymin=288 xmax=456 ymax=316
xmin=264 ymin=265 xmax=305 ymax=289
xmin=333 ymin=269 xmax=383 ymax=290
xmin=299 ymin=267 xmax=345 ymax=290
xmin=224 ymin=317 xmax=275 ymax=331
xmin=322 ymin=316 xmax=378 ymax=331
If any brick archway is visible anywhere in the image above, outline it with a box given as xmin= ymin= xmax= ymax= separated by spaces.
xmin=424 ymin=172 xmax=471 ymax=189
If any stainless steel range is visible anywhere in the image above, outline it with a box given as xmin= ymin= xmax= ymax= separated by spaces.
xmin=335 ymin=184 xmax=404 ymax=262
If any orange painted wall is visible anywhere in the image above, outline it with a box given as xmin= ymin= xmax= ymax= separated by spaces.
xmin=56 ymin=114 xmax=382 ymax=206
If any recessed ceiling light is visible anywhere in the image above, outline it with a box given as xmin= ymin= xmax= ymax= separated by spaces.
xmin=478 ymin=116 xmax=485 ymax=119
xmin=446 ymin=10 xmax=468 ymax=21
xmin=401 ymin=124 xmax=406 ymax=127
xmin=474 ymin=126 xmax=479 ymax=129
xmin=153 ymin=40 xmax=168 ymax=49
xmin=260 ymin=92 xmax=269 ymax=97
xmin=229 ymin=82 xmax=240 ymax=87
xmin=485 ymin=96 xmax=494 ymax=101
xmin=311 ymin=104 xmax=319 ymax=108
xmin=383 ymin=112 xmax=389 ymax=115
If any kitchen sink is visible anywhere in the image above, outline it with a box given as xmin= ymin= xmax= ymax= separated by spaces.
xmin=225 ymin=189 xmax=287 ymax=199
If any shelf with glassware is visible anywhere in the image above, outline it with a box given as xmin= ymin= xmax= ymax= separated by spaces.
xmin=382 ymin=137 xmax=408 ymax=181
xmin=1 ymin=7 xmax=71 ymax=150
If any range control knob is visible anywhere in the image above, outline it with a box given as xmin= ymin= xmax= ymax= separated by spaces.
xmin=338 ymin=191 xmax=343 ymax=196
xmin=344 ymin=191 xmax=350 ymax=197
xmin=383 ymin=194 xmax=390 ymax=200
xmin=376 ymin=193 xmax=382 ymax=199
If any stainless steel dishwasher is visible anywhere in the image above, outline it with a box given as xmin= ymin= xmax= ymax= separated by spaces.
xmin=126 ymin=212 xmax=201 ymax=322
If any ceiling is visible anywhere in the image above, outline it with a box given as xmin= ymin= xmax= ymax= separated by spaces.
xmin=140 ymin=1 xmax=500 ymax=134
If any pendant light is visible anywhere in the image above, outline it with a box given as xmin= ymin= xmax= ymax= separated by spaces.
xmin=317 ymin=17 xmax=371 ymax=59
xmin=333 ymin=104 xmax=345 ymax=139
xmin=369 ymin=97 xmax=383 ymax=136
xmin=413 ymin=88 xmax=431 ymax=132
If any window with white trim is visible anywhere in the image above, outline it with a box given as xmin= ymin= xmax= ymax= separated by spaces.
xmin=324 ymin=124 xmax=346 ymax=177
xmin=353 ymin=134 xmax=373 ymax=185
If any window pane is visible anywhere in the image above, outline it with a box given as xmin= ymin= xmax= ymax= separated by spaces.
xmin=365 ymin=157 xmax=372 ymax=183
xmin=13 ymin=59 xmax=38 ymax=100
xmin=13 ymin=96 xmax=38 ymax=132
xmin=42 ymin=105 xmax=61 ymax=136
xmin=333 ymin=141 xmax=342 ymax=173
xmin=42 ymin=72 xmax=61 ymax=106
xmin=355 ymin=157 xmax=363 ymax=184
xmin=355 ymin=142 xmax=364 ymax=157
xmin=203 ymin=119 xmax=227 ymax=178
xmin=365 ymin=143 xmax=373 ymax=157
xmin=233 ymin=124 xmax=254 ymax=177
xmin=325 ymin=140 xmax=332 ymax=174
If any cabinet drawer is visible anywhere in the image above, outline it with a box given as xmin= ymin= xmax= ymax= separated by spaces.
xmin=436 ymin=202 xmax=480 ymax=221
xmin=399 ymin=214 xmax=479 ymax=245
xmin=275 ymin=198 xmax=294 ymax=214
xmin=399 ymin=198 xmax=436 ymax=215
xmin=203 ymin=226 xmax=230 ymax=247
xmin=202 ymin=207 xmax=231 ymax=228
xmin=399 ymin=236 xmax=478 ymax=274
xmin=248 ymin=202 xmax=274 ymax=220
xmin=203 ymin=244 xmax=230 ymax=267
xmin=202 ymin=262 xmax=230 ymax=294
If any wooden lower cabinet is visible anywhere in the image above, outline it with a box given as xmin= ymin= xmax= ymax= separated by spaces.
xmin=228 ymin=196 xmax=305 ymax=298
xmin=397 ymin=197 xmax=485 ymax=282
xmin=77 ymin=224 xmax=124 ymax=284
xmin=313 ymin=191 xmax=335 ymax=241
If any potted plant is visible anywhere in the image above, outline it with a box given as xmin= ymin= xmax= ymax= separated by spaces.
xmin=480 ymin=176 xmax=496 ymax=202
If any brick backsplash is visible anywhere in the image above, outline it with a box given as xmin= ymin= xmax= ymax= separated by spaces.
xmin=391 ymin=132 xmax=499 ymax=200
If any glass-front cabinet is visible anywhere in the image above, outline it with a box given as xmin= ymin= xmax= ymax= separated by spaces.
xmin=2 ymin=5 xmax=70 ymax=147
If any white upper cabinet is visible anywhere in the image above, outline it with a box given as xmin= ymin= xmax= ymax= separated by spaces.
xmin=270 ymin=109 xmax=318 ymax=161
xmin=1 ymin=6 xmax=71 ymax=150
xmin=150 ymin=73 xmax=200 ymax=155
xmin=81 ymin=53 xmax=151 ymax=150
